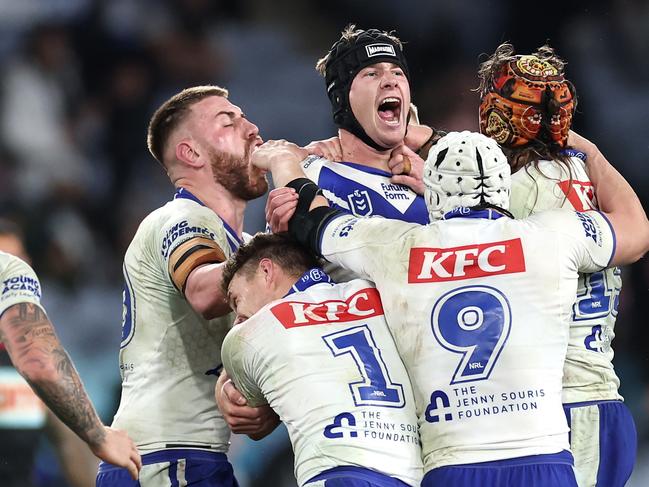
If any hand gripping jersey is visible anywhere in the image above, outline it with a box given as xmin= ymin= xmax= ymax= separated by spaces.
xmin=221 ymin=272 xmax=423 ymax=486
xmin=0 ymin=253 xmax=47 ymax=485
xmin=509 ymin=153 xmax=622 ymax=404
xmin=318 ymin=208 xmax=615 ymax=472
xmin=112 ymin=189 xmax=239 ymax=453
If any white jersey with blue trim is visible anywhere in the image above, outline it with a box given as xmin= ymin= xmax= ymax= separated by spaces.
xmin=222 ymin=271 xmax=422 ymax=486
xmin=0 ymin=252 xmax=47 ymax=430
xmin=112 ymin=188 xmax=239 ymax=453
xmin=301 ymin=155 xmax=429 ymax=282
xmin=318 ymin=208 xmax=615 ymax=471
xmin=302 ymin=156 xmax=428 ymax=224
xmin=509 ymin=153 xmax=622 ymax=403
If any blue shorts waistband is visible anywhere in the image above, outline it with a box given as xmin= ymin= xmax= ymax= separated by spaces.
xmin=436 ymin=450 xmax=573 ymax=469
xmin=307 ymin=466 xmax=410 ymax=486
xmin=563 ymin=399 xmax=622 ymax=408
xmin=98 ymin=449 xmax=228 ymax=473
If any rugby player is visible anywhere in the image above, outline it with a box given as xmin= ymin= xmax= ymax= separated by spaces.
xmin=0 ymin=219 xmax=105 ymax=486
xmin=0 ymin=244 xmax=141 ymax=482
xmin=220 ymin=233 xmax=422 ymax=486
xmin=267 ymin=25 xmax=438 ymax=234
xmin=98 ymin=86 xmax=276 ymax=486
xmin=254 ymin=131 xmax=649 ymax=486
xmin=478 ymin=42 xmax=638 ymax=487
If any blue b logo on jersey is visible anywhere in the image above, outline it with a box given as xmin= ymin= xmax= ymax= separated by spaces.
xmin=348 ymin=190 xmax=373 ymax=217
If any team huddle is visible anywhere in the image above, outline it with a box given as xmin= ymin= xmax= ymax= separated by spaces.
xmin=1 ymin=25 xmax=647 ymax=487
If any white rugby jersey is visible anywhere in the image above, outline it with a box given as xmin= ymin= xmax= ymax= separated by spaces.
xmin=112 ymin=188 xmax=238 ymax=453
xmin=0 ymin=252 xmax=47 ymax=430
xmin=222 ymin=272 xmax=422 ymax=486
xmin=301 ymin=156 xmax=428 ymax=282
xmin=318 ymin=208 xmax=615 ymax=471
xmin=509 ymin=153 xmax=622 ymax=404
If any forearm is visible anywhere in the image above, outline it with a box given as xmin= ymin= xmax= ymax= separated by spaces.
xmin=0 ymin=303 xmax=105 ymax=449
xmin=185 ymin=263 xmax=231 ymax=319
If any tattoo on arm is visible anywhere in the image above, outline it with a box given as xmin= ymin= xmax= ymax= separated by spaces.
xmin=0 ymin=303 xmax=105 ymax=448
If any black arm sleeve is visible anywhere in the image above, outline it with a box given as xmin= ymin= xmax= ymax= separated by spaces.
xmin=285 ymin=178 xmax=345 ymax=257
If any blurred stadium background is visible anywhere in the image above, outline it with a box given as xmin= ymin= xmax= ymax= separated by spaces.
xmin=0 ymin=0 xmax=646 ymax=485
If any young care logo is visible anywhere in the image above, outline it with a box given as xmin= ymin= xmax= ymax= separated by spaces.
xmin=408 ymin=238 xmax=526 ymax=283
xmin=271 ymin=288 xmax=384 ymax=328
xmin=365 ymin=43 xmax=396 ymax=58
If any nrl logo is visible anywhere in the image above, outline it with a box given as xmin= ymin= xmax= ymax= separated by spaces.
xmin=347 ymin=189 xmax=373 ymax=217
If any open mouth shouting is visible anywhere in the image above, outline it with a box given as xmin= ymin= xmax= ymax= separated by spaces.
xmin=377 ymin=96 xmax=402 ymax=126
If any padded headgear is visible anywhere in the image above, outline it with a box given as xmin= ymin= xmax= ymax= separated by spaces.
xmin=423 ymin=131 xmax=511 ymax=221
xmin=324 ymin=28 xmax=410 ymax=151
xmin=479 ymin=55 xmax=575 ymax=148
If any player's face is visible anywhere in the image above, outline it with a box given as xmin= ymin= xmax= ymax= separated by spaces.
xmin=227 ymin=269 xmax=274 ymax=322
xmin=349 ymin=62 xmax=411 ymax=149
xmin=191 ymin=96 xmax=268 ymax=200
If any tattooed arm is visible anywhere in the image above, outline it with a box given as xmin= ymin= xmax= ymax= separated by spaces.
xmin=0 ymin=302 xmax=142 ymax=479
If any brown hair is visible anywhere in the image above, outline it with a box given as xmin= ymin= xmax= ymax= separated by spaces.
xmin=146 ymin=85 xmax=228 ymax=166
xmin=221 ymin=233 xmax=318 ymax=295
xmin=315 ymin=24 xmax=403 ymax=76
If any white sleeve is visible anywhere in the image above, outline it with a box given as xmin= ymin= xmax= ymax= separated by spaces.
xmin=157 ymin=207 xmax=229 ymax=293
xmin=0 ymin=255 xmax=45 ymax=317
xmin=221 ymin=330 xmax=267 ymax=408
xmin=538 ymin=209 xmax=616 ymax=273
xmin=319 ymin=214 xmax=415 ymax=282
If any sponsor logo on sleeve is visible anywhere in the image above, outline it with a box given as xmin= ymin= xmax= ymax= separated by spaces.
xmin=161 ymin=220 xmax=216 ymax=258
xmin=271 ymin=288 xmax=384 ymax=328
xmin=2 ymin=276 xmax=41 ymax=298
xmin=365 ymin=43 xmax=396 ymax=58
xmin=333 ymin=217 xmax=360 ymax=238
xmin=575 ymin=212 xmax=603 ymax=245
xmin=408 ymin=239 xmax=526 ymax=283
xmin=557 ymin=179 xmax=597 ymax=211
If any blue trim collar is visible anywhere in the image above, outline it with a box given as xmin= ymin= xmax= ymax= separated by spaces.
xmin=442 ymin=207 xmax=508 ymax=221
xmin=284 ymin=268 xmax=333 ymax=297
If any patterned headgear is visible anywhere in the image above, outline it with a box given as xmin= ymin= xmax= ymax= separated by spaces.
xmin=323 ymin=28 xmax=410 ymax=152
xmin=479 ymin=55 xmax=575 ymax=148
xmin=423 ymin=131 xmax=511 ymax=221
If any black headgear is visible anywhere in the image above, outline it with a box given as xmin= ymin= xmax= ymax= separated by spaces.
xmin=324 ymin=28 xmax=410 ymax=152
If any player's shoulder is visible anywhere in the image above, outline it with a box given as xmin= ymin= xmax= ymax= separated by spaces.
xmin=133 ymin=196 xmax=227 ymax=248
xmin=520 ymin=207 xmax=606 ymax=238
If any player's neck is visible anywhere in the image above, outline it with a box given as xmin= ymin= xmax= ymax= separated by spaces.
xmin=175 ymin=179 xmax=246 ymax=238
xmin=338 ymin=129 xmax=393 ymax=171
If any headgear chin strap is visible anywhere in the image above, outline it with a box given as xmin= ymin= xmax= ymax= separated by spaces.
xmin=479 ymin=55 xmax=575 ymax=148
xmin=324 ymin=29 xmax=410 ymax=152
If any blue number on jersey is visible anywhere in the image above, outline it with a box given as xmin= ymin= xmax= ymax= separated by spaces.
xmin=322 ymin=325 xmax=405 ymax=408
xmin=573 ymin=268 xmax=621 ymax=321
xmin=120 ymin=265 xmax=136 ymax=348
xmin=431 ymin=285 xmax=512 ymax=384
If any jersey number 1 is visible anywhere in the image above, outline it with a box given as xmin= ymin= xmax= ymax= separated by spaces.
xmin=323 ymin=325 xmax=405 ymax=408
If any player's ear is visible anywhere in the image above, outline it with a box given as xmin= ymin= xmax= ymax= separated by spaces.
xmin=176 ymin=139 xmax=203 ymax=168
xmin=258 ymin=258 xmax=275 ymax=285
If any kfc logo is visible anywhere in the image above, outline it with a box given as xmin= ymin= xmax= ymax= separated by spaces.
xmin=408 ymin=239 xmax=526 ymax=283
xmin=271 ymin=288 xmax=384 ymax=328
xmin=557 ymin=179 xmax=597 ymax=211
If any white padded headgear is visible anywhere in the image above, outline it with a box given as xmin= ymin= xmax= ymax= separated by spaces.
xmin=423 ymin=131 xmax=511 ymax=221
